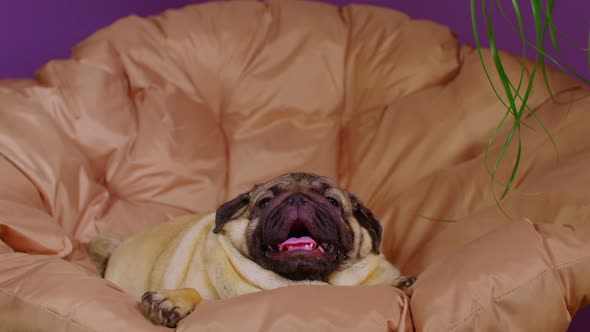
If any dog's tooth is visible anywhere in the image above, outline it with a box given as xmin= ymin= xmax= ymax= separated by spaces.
xmin=288 ymin=245 xmax=293 ymax=251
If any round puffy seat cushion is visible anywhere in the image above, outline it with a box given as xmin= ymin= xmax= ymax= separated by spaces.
xmin=0 ymin=1 xmax=589 ymax=331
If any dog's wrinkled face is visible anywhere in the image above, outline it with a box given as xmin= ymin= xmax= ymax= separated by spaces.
xmin=213 ymin=173 xmax=383 ymax=282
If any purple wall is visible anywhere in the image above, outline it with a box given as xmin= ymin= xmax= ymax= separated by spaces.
xmin=0 ymin=0 xmax=589 ymax=330
xmin=0 ymin=0 xmax=588 ymax=80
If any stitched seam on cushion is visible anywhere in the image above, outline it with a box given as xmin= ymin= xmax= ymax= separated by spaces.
xmin=553 ymin=255 xmax=590 ymax=270
xmin=446 ymin=269 xmax=549 ymax=332
xmin=447 ymin=256 xmax=590 ymax=332
xmin=0 ymin=287 xmax=96 ymax=332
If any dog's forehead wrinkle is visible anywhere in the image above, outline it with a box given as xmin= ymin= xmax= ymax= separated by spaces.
xmin=266 ymin=185 xmax=279 ymax=195
xmin=310 ymin=179 xmax=332 ymax=192
xmin=266 ymin=180 xmax=293 ymax=193
xmin=290 ymin=173 xmax=312 ymax=182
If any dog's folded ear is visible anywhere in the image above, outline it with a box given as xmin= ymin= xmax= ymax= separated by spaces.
xmin=349 ymin=194 xmax=382 ymax=254
xmin=213 ymin=192 xmax=250 ymax=233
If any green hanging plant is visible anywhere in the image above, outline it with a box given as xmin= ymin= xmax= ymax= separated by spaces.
xmin=422 ymin=1 xmax=589 ymax=223
xmin=471 ymin=0 xmax=590 ymax=220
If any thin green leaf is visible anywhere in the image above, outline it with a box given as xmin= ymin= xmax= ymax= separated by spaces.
xmin=481 ymin=0 xmax=525 ymax=202
xmin=487 ymin=0 xmax=530 ymax=199
xmin=486 ymin=6 xmax=518 ymax=118
xmin=509 ymin=0 xmax=528 ymax=106
xmin=490 ymin=119 xmax=517 ymax=181
xmin=493 ymin=0 xmax=542 ymax=197
xmin=493 ymin=0 xmax=537 ymax=133
xmin=541 ymin=0 xmax=589 ymax=52
xmin=506 ymin=0 xmax=559 ymax=164
xmin=492 ymin=78 xmax=560 ymax=171
xmin=519 ymin=97 xmax=560 ymax=166
xmin=535 ymin=0 xmax=559 ymax=102
xmin=492 ymin=0 xmax=590 ymax=87
xmin=500 ymin=127 xmax=522 ymax=199
xmin=546 ymin=0 xmax=559 ymax=54
xmin=418 ymin=214 xmax=457 ymax=223
xmin=484 ymin=109 xmax=512 ymax=177
xmin=472 ymin=0 xmax=510 ymax=111
xmin=490 ymin=165 xmax=514 ymax=221
xmin=499 ymin=60 xmax=534 ymax=200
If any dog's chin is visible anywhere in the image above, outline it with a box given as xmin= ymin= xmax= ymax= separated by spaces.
xmin=250 ymin=231 xmax=347 ymax=281
xmin=259 ymin=241 xmax=343 ymax=281
xmin=258 ymin=250 xmax=342 ymax=281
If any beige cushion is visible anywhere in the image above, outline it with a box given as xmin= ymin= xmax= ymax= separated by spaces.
xmin=0 ymin=1 xmax=588 ymax=330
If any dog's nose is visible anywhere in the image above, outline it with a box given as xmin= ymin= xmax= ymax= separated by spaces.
xmin=287 ymin=193 xmax=309 ymax=205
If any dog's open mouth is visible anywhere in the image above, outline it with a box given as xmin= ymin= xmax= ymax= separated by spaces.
xmin=279 ymin=236 xmax=318 ymax=252
xmin=265 ymin=220 xmax=336 ymax=256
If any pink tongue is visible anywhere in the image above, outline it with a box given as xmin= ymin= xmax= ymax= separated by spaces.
xmin=279 ymin=236 xmax=317 ymax=251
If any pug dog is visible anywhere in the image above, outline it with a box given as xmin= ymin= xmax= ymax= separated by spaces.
xmin=88 ymin=173 xmax=416 ymax=328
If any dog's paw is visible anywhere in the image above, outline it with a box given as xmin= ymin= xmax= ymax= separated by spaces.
xmin=391 ymin=275 xmax=417 ymax=293
xmin=140 ymin=288 xmax=202 ymax=328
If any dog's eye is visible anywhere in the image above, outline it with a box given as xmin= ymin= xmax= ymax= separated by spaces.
xmin=326 ymin=197 xmax=339 ymax=208
xmin=258 ymin=198 xmax=271 ymax=209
